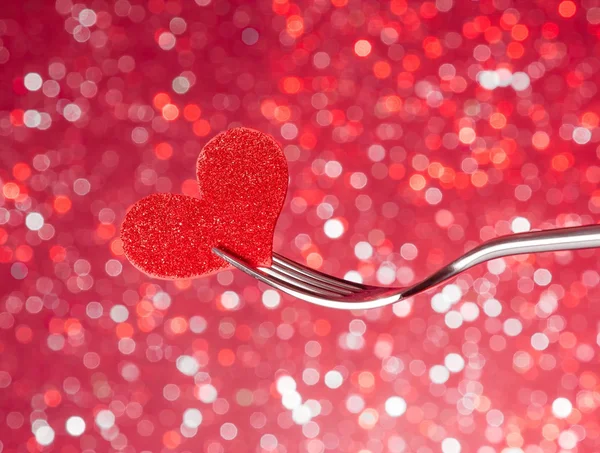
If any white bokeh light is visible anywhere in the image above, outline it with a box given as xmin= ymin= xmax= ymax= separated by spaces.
xmin=23 ymin=110 xmax=42 ymax=128
xmin=444 ymin=311 xmax=463 ymax=329
xmin=444 ymin=353 xmax=465 ymax=373
xmin=221 ymin=291 xmax=240 ymax=310
xmin=262 ymin=289 xmax=280 ymax=309
xmin=324 ymin=219 xmax=344 ymax=239
xmin=558 ymin=430 xmax=578 ymax=449
xmin=276 ymin=376 xmax=297 ymax=395
xmin=35 ymin=425 xmax=55 ymax=446
xmin=429 ymin=365 xmax=450 ymax=384
xmin=24 ymin=72 xmax=43 ymax=91
xmin=376 ymin=264 xmax=396 ymax=285
xmin=459 ymin=302 xmax=480 ymax=321
xmin=110 ymin=305 xmax=129 ymax=322
xmin=552 ymin=397 xmax=573 ymax=419
xmin=65 ymin=416 xmax=86 ymax=436
xmin=477 ymin=70 xmax=499 ymax=90
xmin=354 ymin=241 xmax=373 ymax=260
xmin=511 ymin=217 xmax=531 ymax=233
xmin=511 ymin=72 xmax=530 ymax=91
xmin=503 ymin=318 xmax=523 ymax=336
xmin=292 ymin=404 xmax=312 ymax=424
xmin=63 ymin=103 xmax=82 ymax=122
xmin=26 ymin=212 xmax=44 ymax=231
xmin=281 ymin=390 xmax=302 ymax=409
xmin=324 ymin=370 xmax=343 ymax=389
xmin=573 ymin=126 xmax=592 ymax=145
xmin=95 ymin=409 xmax=115 ymax=429
xmin=441 ymin=437 xmax=461 ymax=453
xmin=385 ymin=396 xmax=407 ymax=417
xmin=183 ymin=408 xmax=202 ymax=428
xmin=176 ymin=355 xmax=199 ymax=376
xmin=197 ymin=384 xmax=217 ymax=403
xmin=478 ymin=68 xmax=530 ymax=92
xmin=531 ymin=333 xmax=550 ymax=351
xmin=483 ymin=298 xmax=502 ymax=317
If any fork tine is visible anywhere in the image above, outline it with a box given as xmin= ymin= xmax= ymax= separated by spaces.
xmin=272 ymin=253 xmax=366 ymax=292
xmin=262 ymin=267 xmax=346 ymax=298
xmin=213 ymin=248 xmax=401 ymax=311
xmin=212 ymin=248 xmax=343 ymax=299
xmin=270 ymin=261 xmax=355 ymax=295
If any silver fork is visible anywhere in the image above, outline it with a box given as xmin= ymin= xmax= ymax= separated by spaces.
xmin=212 ymin=224 xmax=600 ymax=310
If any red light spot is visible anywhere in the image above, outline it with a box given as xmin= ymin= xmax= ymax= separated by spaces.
xmin=54 ymin=196 xmax=72 ymax=213
xmin=155 ymin=142 xmax=173 ymax=160
xmin=471 ymin=170 xmax=489 ymax=188
xmin=12 ymin=163 xmax=31 ymax=181
xmin=473 ymin=16 xmax=491 ymax=32
xmin=373 ymin=61 xmax=391 ymax=79
xmin=163 ymin=430 xmax=181 ymax=449
xmin=49 ymin=245 xmax=67 ymax=262
xmin=44 ymin=389 xmax=62 ymax=407
xmin=116 ymin=323 xmax=134 ymax=338
xmin=272 ymin=0 xmax=290 ymax=14
xmin=423 ymin=36 xmax=442 ymax=58
xmin=582 ymin=112 xmax=599 ymax=128
xmin=282 ymin=77 xmax=302 ymax=94
xmin=181 ymin=178 xmax=199 ymax=197
xmin=192 ymin=119 xmax=210 ymax=137
xmin=153 ymin=92 xmax=171 ymax=109
xmin=286 ymin=15 xmax=304 ymax=37
xmin=15 ymin=325 xmax=33 ymax=344
xmin=15 ymin=245 xmax=33 ymax=262
xmin=507 ymin=41 xmax=525 ymax=58
xmin=558 ymin=1 xmax=576 ymax=18
xmin=542 ymin=22 xmax=560 ymax=39
xmin=552 ymin=153 xmax=573 ymax=171
xmin=484 ymin=26 xmax=503 ymax=43
xmin=10 ymin=109 xmax=24 ymax=126
xmin=314 ymin=319 xmax=331 ymax=336
xmin=462 ymin=22 xmax=479 ymax=39
xmin=419 ymin=2 xmax=437 ymax=19
xmin=511 ymin=24 xmax=529 ymax=41
xmin=218 ymin=348 xmax=235 ymax=366
xmin=183 ymin=104 xmax=201 ymax=122
xmin=402 ymin=54 xmax=421 ymax=72
xmin=390 ymin=0 xmax=407 ymax=15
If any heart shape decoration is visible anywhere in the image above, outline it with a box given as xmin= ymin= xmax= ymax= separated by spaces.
xmin=120 ymin=127 xmax=288 ymax=279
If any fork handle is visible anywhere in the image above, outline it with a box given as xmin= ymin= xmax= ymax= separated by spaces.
xmin=401 ymin=224 xmax=600 ymax=299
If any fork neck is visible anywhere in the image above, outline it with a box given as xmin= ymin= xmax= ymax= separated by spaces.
xmin=400 ymin=224 xmax=600 ymax=299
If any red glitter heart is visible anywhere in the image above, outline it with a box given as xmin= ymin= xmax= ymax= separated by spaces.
xmin=120 ymin=128 xmax=288 ymax=279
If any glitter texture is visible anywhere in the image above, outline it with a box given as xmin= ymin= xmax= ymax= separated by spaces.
xmin=121 ymin=128 xmax=288 ymax=279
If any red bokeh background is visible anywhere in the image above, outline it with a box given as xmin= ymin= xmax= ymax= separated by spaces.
xmin=1 ymin=0 xmax=600 ymax=452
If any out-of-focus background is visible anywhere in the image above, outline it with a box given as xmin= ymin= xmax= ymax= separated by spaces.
xmin=1 ymin=0 xmax=600 ymax=451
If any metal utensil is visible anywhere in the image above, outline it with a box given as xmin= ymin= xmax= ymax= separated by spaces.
xmin=213 ymin=224 xmax=600 ymax=310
